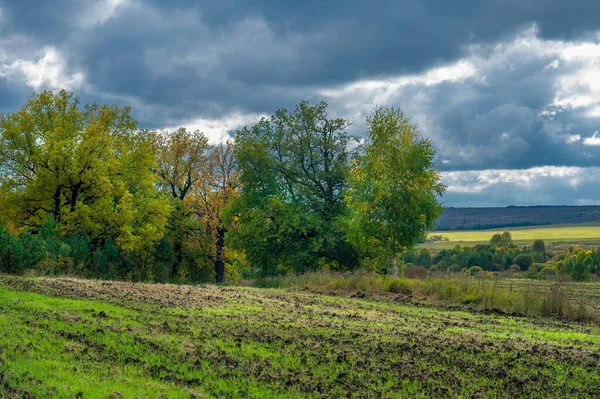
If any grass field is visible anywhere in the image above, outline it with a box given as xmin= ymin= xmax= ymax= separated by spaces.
xmin=425 ymin=223 xmax=600 ymax=249
xmin=1 ymin=276 xmax=600 ymax=398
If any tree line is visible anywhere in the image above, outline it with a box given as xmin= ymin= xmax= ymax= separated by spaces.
xmin=404 ymin=233 xmax=598 ymax=281
xmin=0 ymin=91 xmax=444 ymax=283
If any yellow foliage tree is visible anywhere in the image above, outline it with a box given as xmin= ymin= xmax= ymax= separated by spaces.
xmin=0 ymin=90 xmax=171 ymax=252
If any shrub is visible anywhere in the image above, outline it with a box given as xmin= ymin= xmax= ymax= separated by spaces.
xmin=513 ymin=253 xmax=534 ymax=269
xmin=385 ymin=279 xmax=412 ymax=295
xmin=540 ymin=284 xmax=589 ymax=320
xmin=468 ymin=266 xmax=483 ymax=276
xmin=448 ymin=264 xmax=462 ymax=272
xmin=540 ymin=266 xmax=556 ymax=276
xmin=526 ymin=264 xmax=539 ymax=279
xmin=405 ymin=266 xmax=427 ymax=279
xmin=507 ymin=264 xmax=521 ymax=272
xmin=533 ymin=252 xmax=546 ymax=263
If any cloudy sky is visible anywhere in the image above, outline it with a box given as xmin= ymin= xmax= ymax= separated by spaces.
xmin=1 ymin=0 xmax=599 ymax=207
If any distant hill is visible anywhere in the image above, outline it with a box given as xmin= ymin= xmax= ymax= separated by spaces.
xmin=434 ymin=206 xmax=600 ymax=231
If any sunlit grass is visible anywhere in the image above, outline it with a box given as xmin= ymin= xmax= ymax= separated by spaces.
xmin=425 ymin=223 xmax=600 ymax=248
xmin=0 ymin=276 xmax=599 ymax=398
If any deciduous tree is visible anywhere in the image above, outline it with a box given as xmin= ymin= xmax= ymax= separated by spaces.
xmin=231 ymin=101 xmax=358 ymax=274
xmin=0 ymin=90 xmax=170 ymax=253
xmin=346 ymin=107 xmax=445 ymax=275
xmin=154 ymin=128 xmax=210 ymax=278
xmin=192 ymin=140 xmax=239 ymax=283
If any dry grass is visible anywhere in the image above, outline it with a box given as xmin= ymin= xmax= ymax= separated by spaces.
xmin=258 ymin=271 xmax=599 ymax=322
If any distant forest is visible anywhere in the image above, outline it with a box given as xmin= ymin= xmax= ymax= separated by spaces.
xmin=435 ymin=206 xmax=600 ymax=231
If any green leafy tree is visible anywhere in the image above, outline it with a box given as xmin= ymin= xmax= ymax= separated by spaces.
xmin=93 ymin=240 xmax=121 ymax=280
xmin=489 ymin=231 xmax=514 ymax=248
xmin=513 ymin=253 xmax=534 ymax=269
xmin=231 ymin=101 xmax=358 ymax=275
xmin=152 ymin=236 xmax=175 ymax=283
xmin=20 ymin=231 xmax=46 ymax=271
xmin=0 ymin=226 xmax=23 ymax=274
xmin=38 ymin=216 xmax=62 ymax=273
xmin=63 ymin=233 xmax=90 ymax=275
xmin=570 ymin=249 xmax=591 ymax=281
xmin=531 ymin=239 xmax=546 ymax=254
xmin=346 ymin=107 xmax=445 ymax=275
xmin=416 ymin=248 xmax=433 ymax=268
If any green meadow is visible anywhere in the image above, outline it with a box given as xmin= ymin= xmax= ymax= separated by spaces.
xmin=426 ymin=223 xmax=600 ymax=249
xmin=1 ymin=276 xmax=599 ymax=398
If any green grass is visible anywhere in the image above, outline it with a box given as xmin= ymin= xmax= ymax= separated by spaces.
xmin=425 ymin=223 xmax=600 ymax=249
xmin=1 ymin=276 xmax=599 ymax=398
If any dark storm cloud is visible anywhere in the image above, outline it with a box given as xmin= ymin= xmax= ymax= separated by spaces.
xmin=1 ymin=0 xmax=600 ymax=205
xmin=322 ymin=26 xmax=600 ymax=172
xmin=0 ymin=81 xmax=29 ymax=114
xmin=3 ymin=0 xmax=600 ymax=118
xmin=0 ymin=0 xmax=84 ymax=41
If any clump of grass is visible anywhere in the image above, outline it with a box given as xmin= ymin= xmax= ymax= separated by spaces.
xmin=264 ymin=271 xmax=597 ymax=321
xmin=538 ymin=283 xmax=589 ymax=320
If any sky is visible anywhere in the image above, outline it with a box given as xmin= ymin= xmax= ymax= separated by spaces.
xmin=0 ymin=0 xmax=599 ymax=207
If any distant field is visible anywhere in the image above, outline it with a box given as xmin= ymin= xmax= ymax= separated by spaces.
xmin=426 ymin=223 xmax=600 ymax=249
xmin=1 ymin=276 xmax=599 ymax=398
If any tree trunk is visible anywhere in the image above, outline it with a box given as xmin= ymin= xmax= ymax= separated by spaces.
xmin=53 ymin=186 xmax=62 ymax=221
xmin=391 ymin=250 xmax=399 ymax=277
xmin=215 ymin=227 xmax=226 ymax=283
xmin=69 ymin=182 xmax=82 ymax=212
xmin=172 ymin=240 xmax=182 ymax=279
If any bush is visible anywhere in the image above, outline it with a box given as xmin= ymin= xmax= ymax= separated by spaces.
xmin=533 ymin=252 xmax=546 ymax=263
xmin=405 ymin=266 xmax=427 ymax=279
xmin=540 ymin=266 xmax=556 ymax=276
xmin=507 ymin=264 xmax=521 ymax=272
xmin=448 ymin=264 xmax=462 ymax=272
xmin=540 ymin=284 xmax=589 ymax=320
xmin=526 ymin=264 xmax=539 ymax=279
xmin=385 ymin=279 xmax=412 ymax=295
xmin=468 ymin=266 xmax=483 ymax=276
xmin=513 ymin=253 xmax=534 ymax=269
xmin=532 ymin=239 xmax=546 ymax=254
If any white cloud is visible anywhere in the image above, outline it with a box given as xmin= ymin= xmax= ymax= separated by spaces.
xmin=317 ymin=24 xmax=600 ymax=149
xmin=80 ymin=0 xmax=132 ymax=28
xmin=565 ymin=134 xmax=581 ymax=144
xmin=161 ymin=112 xmax=268 ymax=143
xmin=3 ymin=47 xmax=84 ymax=91
xmin=576 ymin=199 xmax=600 ymax=205
xmin=583 ymin=131 xmax=600 ymax=146
xmin=443 ymin=166 xmax=585 ymax=194
xmin=318 ymin=60 xmax=477 ymax=100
